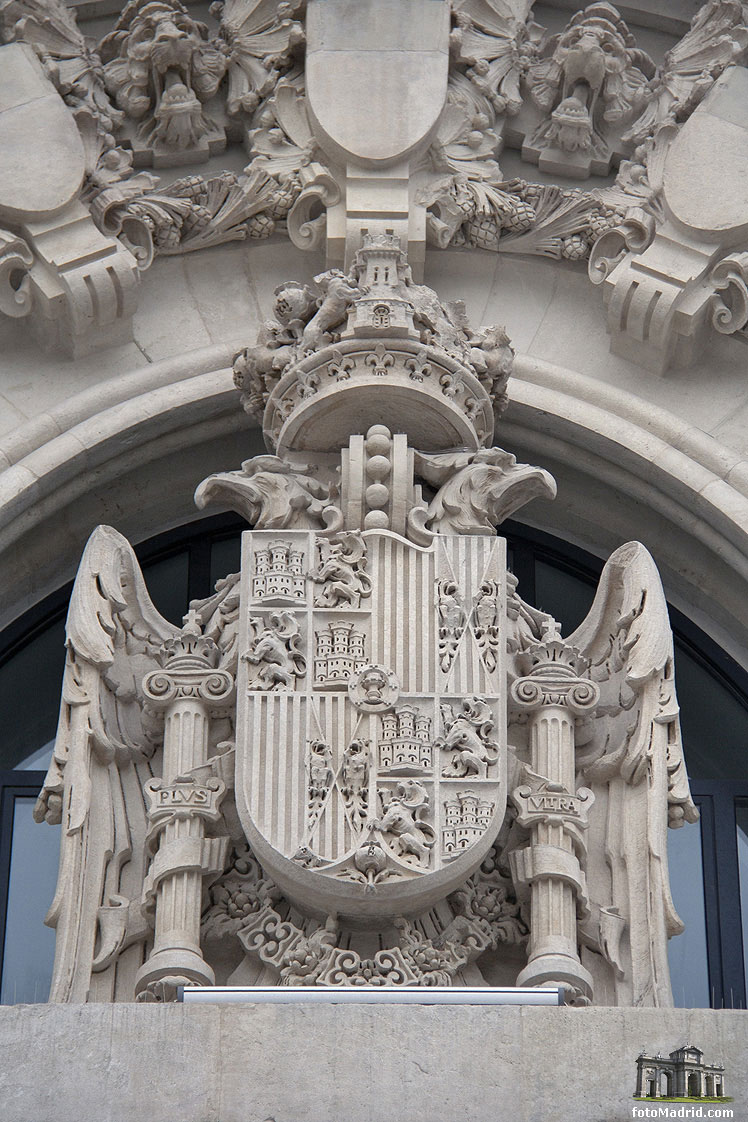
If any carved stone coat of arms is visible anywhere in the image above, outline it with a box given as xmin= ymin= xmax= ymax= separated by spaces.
xmin=35 ymin=235 xmax=697 ymax=1004
xmin=236 ymin=528 xmax=507 ymax=921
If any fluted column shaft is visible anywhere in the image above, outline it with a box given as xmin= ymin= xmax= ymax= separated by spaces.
xmin=134 ymin=625 xmax=234 ymax=999
xmin=511 ymin=625 xmax=598 ymax=1003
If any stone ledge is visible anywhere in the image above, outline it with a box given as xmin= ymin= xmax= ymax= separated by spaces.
xmin=0 ymin=1003 xmax=745 ymax=1122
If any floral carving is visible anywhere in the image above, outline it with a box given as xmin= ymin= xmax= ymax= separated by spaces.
xmin=450 ymin=0 xmax=540 ymax=116
xmin=447 ymin=846 xmax=528 ymax=950
xmin=622 ymin=0 xmax=748 ymax=147
xmin=1 ymin=0 xmax=121 ymax=131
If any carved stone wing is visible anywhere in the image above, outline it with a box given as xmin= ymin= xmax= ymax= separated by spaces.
xmin=34 ymin=525 xmax=178 ymax=1002
xmin=566 ymin=541 xmax=698 ymax=1006
xmin=412 ymin=447 xmax=556 ymax=536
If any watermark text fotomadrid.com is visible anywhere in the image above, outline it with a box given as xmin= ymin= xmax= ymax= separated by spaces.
xmin=632 ymin=1108 xmax=734 ymax=1119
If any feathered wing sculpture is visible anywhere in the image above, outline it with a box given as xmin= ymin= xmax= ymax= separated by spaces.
xmin=567 ymin=541 xmax=698 ymax=1006
xmin=34 ymin=526 xmax=179 ymax=1003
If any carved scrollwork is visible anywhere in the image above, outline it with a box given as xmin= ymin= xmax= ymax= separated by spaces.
xmin=0 ymin=230 xmax=33 ymax=319
xmin=287 ymin=164 xmax=340 ymax=251
xmin=587 ymin=205 xmax=656 ymax=284
xmin=710 ymin=251 xmax=748 ymax=335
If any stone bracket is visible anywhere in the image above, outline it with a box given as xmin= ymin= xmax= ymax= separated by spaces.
xmin=588 ymin=66 xmax=748 ymax=373
xmin=0 ymin=44 xmax=141 ymax=357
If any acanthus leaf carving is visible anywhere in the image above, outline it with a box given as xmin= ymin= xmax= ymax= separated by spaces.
xmin=213 ymin=0 xmax=304 ymax=119
xmin=622 ymin=0 xmax=748 ymax=147
xmin=449 ymin=0 xmax=540 ymax=117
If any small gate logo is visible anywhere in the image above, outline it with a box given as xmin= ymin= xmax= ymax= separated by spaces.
xmin=634 ymin=1045 xmax=731 ymax=1102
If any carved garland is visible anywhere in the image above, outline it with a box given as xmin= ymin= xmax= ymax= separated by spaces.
xmin=2 ymin=0 xmax=746 ymax=269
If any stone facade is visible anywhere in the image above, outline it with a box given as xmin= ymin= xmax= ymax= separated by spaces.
xmin=1 ymin=0 xmax=748 ymax=1117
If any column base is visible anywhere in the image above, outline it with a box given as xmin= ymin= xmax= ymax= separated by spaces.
xmin=517 ymin=953 xmax=593 ymax=1005
xmin=135 ymin=947 xmax=215 ymax=1000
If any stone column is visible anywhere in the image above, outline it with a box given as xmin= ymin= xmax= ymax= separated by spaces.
xmin=135 ymin=614 xmax=234 ymax=999
xmin=510 ymin=622 xmax=599 ymax=1004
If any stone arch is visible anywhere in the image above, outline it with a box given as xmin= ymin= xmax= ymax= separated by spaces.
xmin=1 ymin=347 xmax=747 ymax=672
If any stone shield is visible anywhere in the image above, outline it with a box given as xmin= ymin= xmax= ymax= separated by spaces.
xmin=304 ymin=0 xmax=450 ymax=165
xmin=0 ymin=45 xmax=85 ymax=224
xmin=234 ymin=528 xmax=507 ymax=921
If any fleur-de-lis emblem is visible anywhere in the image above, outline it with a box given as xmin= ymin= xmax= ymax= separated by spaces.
xmin=298 ymin=368 xmax=321 ymax=398
xmin=327 ymin=349 xmax=355 ymax=380
xmin=439 ymin=370 xmax=462 ymax=399
xmin=365 ymin=343 xmax=395 ymax=377
xmin=405 ymin=350 xmax=433 ymax=382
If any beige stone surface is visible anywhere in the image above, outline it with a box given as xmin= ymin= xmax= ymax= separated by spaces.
xmin=0 ymin=1003 xmax=746 ymax=1122
xmin=0 ymin=45 xmax=84 ymax=222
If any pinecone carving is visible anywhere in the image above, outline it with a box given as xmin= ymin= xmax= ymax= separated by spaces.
xmin=269 ymin=177 xmax=302 ymax=219
xmin=247 ymin=213 xmax=276 ymax=239
xmin=466 ymin=212 xmax=502 ymax=250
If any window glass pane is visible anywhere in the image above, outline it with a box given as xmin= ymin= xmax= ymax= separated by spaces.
xmin=16 ymin=741 xmax=55 ymax=771
xmin=534 ymin=560 xmax=596 ymax=636
xmin=737 ymin=802 xmax=748 ymax=995
xmin=1 ymin=796 xmax=60 ymax=1004
xmin=0 ymin=618 xmax=66 ymax=770
xmin=141 ymin=550 xmax=189 ymax=626
xmin=675 ymin=642 xmax=748 ymax=781
xmin=667 ymin=818 xmax=710 ymax=1008
xmin=210 ymin=534 xmax=242 ymax=589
